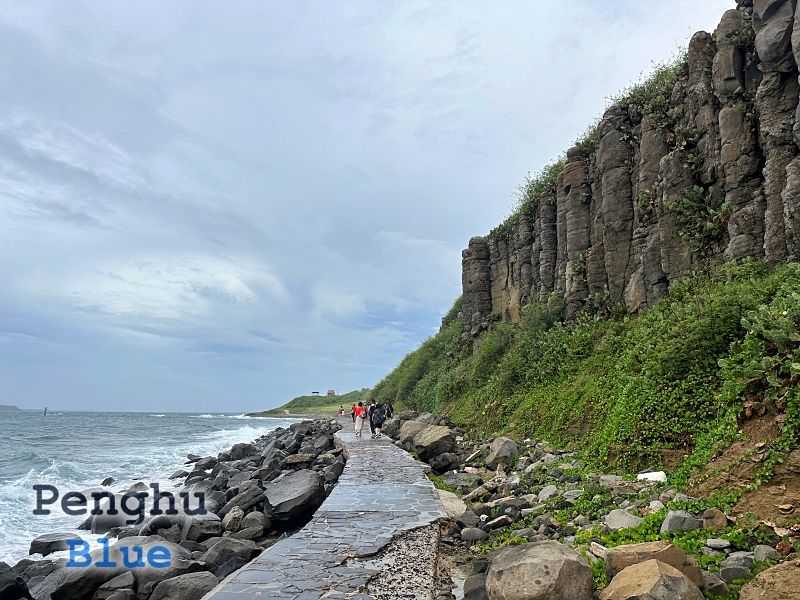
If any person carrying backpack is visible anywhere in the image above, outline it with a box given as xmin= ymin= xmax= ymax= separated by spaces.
xmin=371 ymin=403 xmax=386 ymax=439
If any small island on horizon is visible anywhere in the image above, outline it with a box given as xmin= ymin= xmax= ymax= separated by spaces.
xmin=0 ymin=405 xmax=21 ymax=412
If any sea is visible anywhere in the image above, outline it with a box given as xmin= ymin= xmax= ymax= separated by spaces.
xmin=0 ymin=410 xmax=297 ymax=565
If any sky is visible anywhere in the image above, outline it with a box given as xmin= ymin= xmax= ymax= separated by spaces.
xmin=0 ymin=0 xmax=731 ymax=412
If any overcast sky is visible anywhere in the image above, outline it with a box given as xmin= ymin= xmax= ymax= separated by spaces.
xmin=0 ymin=1 xmax=731 ymax=412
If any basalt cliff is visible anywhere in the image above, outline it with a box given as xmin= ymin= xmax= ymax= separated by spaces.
xmin=462 ymin=0 xmax=800 ymax=335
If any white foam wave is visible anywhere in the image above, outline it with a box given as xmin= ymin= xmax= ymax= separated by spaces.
xmin=0 ymin=418 xmax=292 ymax=565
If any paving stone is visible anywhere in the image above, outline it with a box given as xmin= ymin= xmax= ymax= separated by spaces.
xmin=204 ymin=430 xmax=447 ymax=599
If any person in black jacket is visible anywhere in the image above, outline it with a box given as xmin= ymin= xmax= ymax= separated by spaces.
xmin=371 ymin=403 xmax=386 ymax=439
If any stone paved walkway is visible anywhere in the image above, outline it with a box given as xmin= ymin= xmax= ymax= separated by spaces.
xmin=203 ymin=427 xmax=447 ymax=599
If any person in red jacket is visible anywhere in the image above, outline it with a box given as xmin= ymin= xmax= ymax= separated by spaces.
xmin=354 ymin=402 xmax=367 ymax=437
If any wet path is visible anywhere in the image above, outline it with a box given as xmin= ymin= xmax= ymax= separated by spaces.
xmin=203 ymin=428 xmax=447 ymax=599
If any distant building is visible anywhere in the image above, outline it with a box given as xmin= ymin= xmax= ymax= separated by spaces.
xmin=327 ymin=389 xmax=335 ymax=396
xmin=311 ymin=391 xmax=320 ymax=396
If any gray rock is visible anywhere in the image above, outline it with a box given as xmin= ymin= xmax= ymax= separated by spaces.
xmin=217 ymin=486 xmax=267 ymax=519
xmin=461 ymin=528 xmax=489 ymax=542
xmin=463 ymin=573 xmax=487 ymax=600
xmin=149 ymin=572 xmax=219 ymax=600
xmin=752 ymin=544 xmax=781 ymax=563
xmin=50 ymin=536 xmax=193 ymax=600
xmin=659 ymin=510 xmax=702 ymax=534
xmin=399 ymin=420 xmax=427 ymax=444
xmin=430 ymin=452 xmax=462 ymax=474
xmin=720 ymin=552 xmax=754 ymax=583
xmin=200 ymin=538 xmax=258 ymax=573
xmin=703 ymin=571 xmax=730 ymax=598
xmin=538 ymin=485 xmax=559 ymax=502
xmin=603 ymin=509 xmax=644 ymax=531
xmin=413 ymin=426 xmax=456 ymax=461
xmin=264 ymin=469 xmax=324 ymax=526
xmin=0 ymin=562 xmax=31 ymax=600
xmin=231 ymin=526 xmax=263 ymax=540
xmin=29 ymin=533 xmax=82 ymax=557
xmin=600 ymin=559 xmax=703 ymax=600
xmin=485 ymin=541 xmax=592 ymax=600
xmin=93 ymin=572 xmax=135 ymax=600
xmin=485 ymin=437 xmax=519 ymax=470
xmin=705 ymin=538 xmax=731 ymax=550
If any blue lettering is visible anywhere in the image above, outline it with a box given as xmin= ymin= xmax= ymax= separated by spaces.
xmin=147 ymin=546 xmax=171 ymax=569
xmin=95 ymin=537 xmax=115 ymax=568
xmin=66 ymin=540 xmax=91 ymax=567
xmin=120 ymin=545 xmax=145 ymax=568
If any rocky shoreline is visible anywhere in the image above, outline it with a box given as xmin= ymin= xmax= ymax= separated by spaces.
xmin=380 ymin=410 xmax=800 ymax=600
xmin=0 ymin=418 xmax=345 ymax=600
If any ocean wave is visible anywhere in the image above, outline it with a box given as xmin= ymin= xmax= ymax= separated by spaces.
xmin=229 ymin=414 xmax=288 ymax=420
xmin=149 ymin=414 xmax=166 ymax=417
xmin=0 ymin=414 xmax=291 ymax=564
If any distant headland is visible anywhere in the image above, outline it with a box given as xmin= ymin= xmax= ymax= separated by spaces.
xmin=247 ymin=389 xmax=370 ymax=417
xmin=0 ymin=405 xmax=21 ymax=412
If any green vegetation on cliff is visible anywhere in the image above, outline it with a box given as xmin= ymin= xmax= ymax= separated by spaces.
xmin=249 ymin=388 xmax=371 ymax=416
xmin=372 ymin=260 xmax=800 ymax=477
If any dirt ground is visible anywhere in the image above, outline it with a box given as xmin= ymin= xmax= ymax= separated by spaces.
xmin=689 ymin=415 xmax=800 ymax=527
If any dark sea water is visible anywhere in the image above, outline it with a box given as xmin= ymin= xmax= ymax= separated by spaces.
xmin=0 ymin=411 xmax=296 ymax=565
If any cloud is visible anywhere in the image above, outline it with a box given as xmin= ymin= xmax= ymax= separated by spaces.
xmin=0 ymin=0 xmax=732 ymax=410
xmin=42 ymin=255 xmax=286 ymax=322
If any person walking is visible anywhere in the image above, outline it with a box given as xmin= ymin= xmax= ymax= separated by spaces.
xmin=367 ymin=401 xmax=377 ymax=437
xmin=371 ymin=403 xmax=386 ymax=439
xmin=350 ymin=404 xmax=357 ymax=423
xmin=354 ymin=402 xmax=367 ymax=437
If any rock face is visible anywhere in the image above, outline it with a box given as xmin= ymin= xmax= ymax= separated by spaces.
xmin=484 ymin=540 xmax=593 ymax=600
xmin=600 ymin=559 xmax=704 ymax=600
xmin=461 ymin=2 xmax=800 ymax=334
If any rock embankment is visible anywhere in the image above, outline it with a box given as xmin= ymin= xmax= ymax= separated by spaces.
xmin=382 ymin=410 xmax=799 ymax=600
xmin=4 ymin=418 xmax=345 ymax=600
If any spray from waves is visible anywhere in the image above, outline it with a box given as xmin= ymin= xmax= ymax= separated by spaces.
xmin=0 ymin=417 xmax=292 ymax=565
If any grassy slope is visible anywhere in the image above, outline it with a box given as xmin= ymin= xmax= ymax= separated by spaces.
xmin=248 ymin=389 xmax=371 ymax=416
xmin=372 ymin=261 xmax=800 ymax=482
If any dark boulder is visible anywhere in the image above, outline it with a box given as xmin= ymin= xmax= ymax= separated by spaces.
xmin=217 ymin=486 xmax=268 ymax=518
xmin=93 ymin=572 xmax=135 ymax=600
xmin=0 ymin=562 xmax=32 ymax=600
xmin=264 ymin=469 xmax=324 ymax=527
xmin=149 ymin=572 xmax=219 ymax=600
xmin=430 ymin=452 xmax=462 ymax=474
xmin=29 ymin=533 xmax=83 ymax=557
xmin=199 ymin=538 xmax=258 ymax=573
xmin=413 ymin=426 xmax=456 ymax=461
